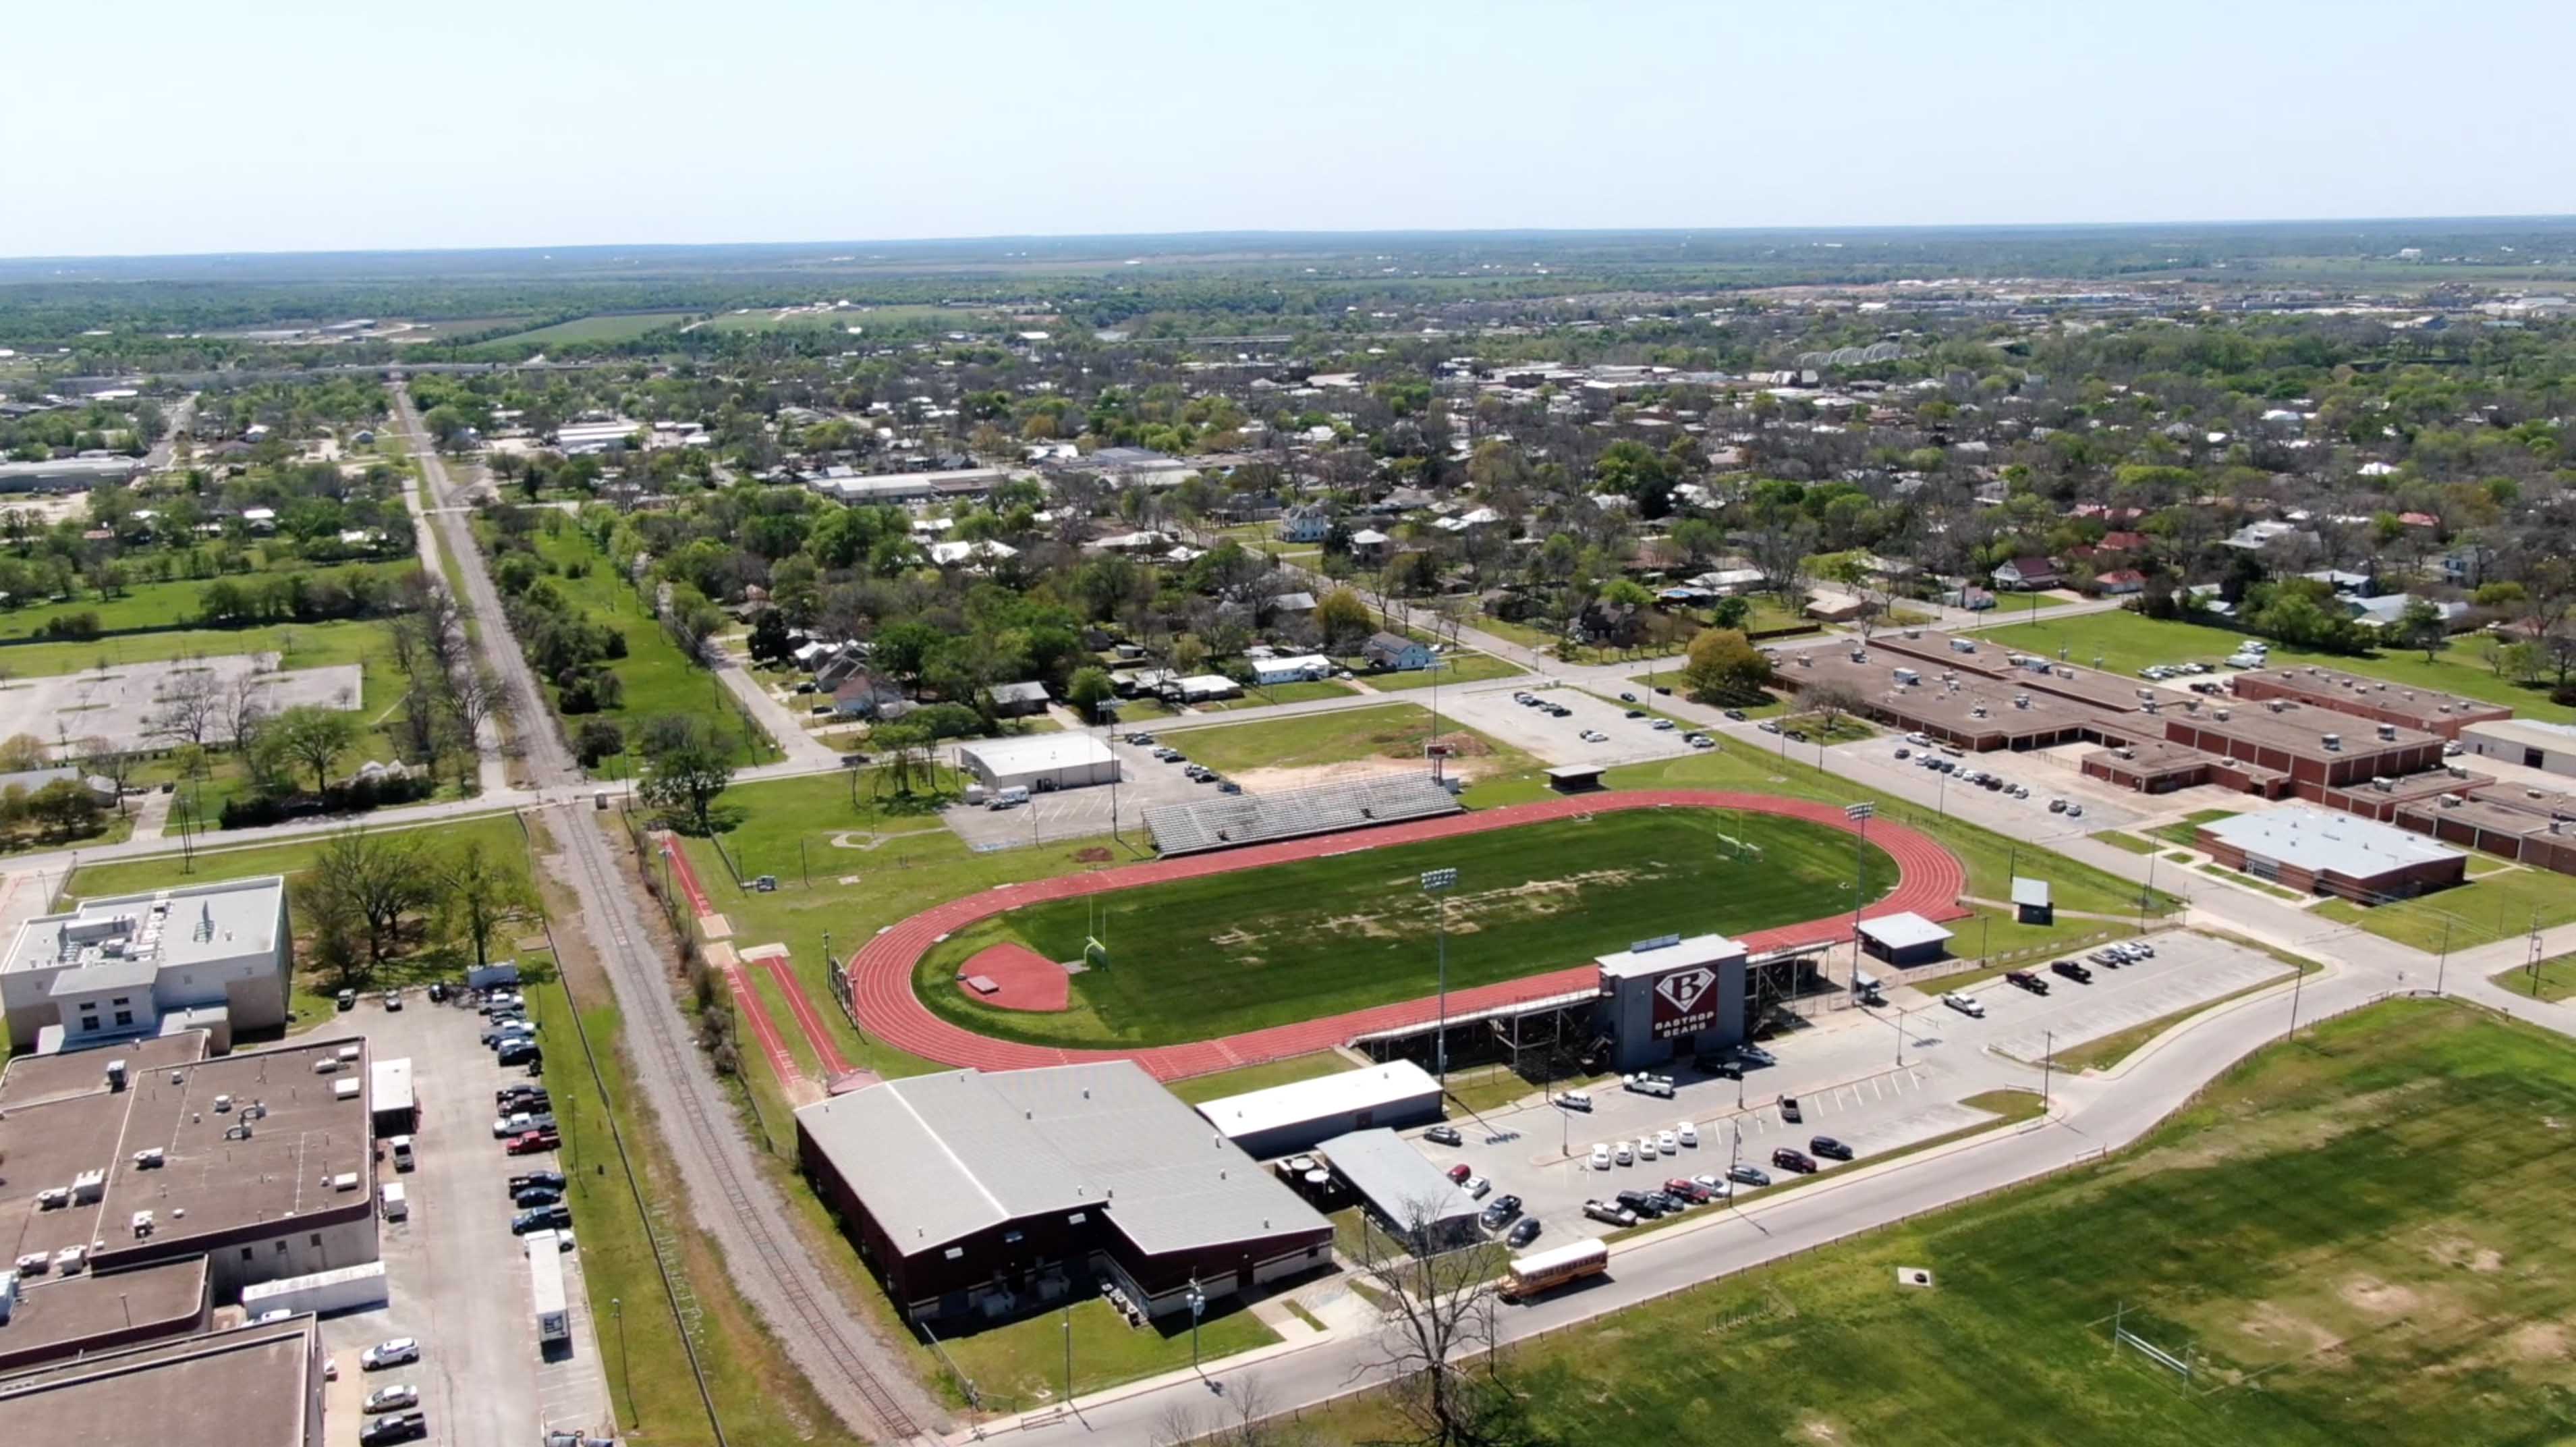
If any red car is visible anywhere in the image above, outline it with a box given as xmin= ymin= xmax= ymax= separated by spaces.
xmin=1446 ymin=1162 xmax=1473 ymax=1184
xmin=505 ymin=1128 xmax=559 ymax=1155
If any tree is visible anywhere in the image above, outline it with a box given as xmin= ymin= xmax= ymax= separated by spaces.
xmin=272 ymin=706 xmax=358 ymax=793
xmin=1709 ymin=594 xmax=1752 ymax=631
xmin=1315 ymin=587 xmax=1373 ymax=653
xmin=873 ymin=720 xmax=932 ymax=796
xmin=314 ymin=827 xmax=430 ymax=964
xmin=575 ymin=719 xmax=625 ymax=767
xmin=76 ymin=736 xmax=136 ymax=815
xmin=0 ymin=733 xmax=46 ymax=771
xmin=1349 ymin=1197 xmax=1513 ymax=1447
xmin=147 ymin=666 xmax=224 ymax=748
xmin=2395 ymin=597 xmax=2448 ymax=662
xmin=1066 ymin=665 xmax=1114 ymax=721
xmin=1681 ymin=627 xmax=1772 ymax=705
xmin=440 ymin=840 xmax=534 ymax=967
xmin=1800 ymin=678 xmax=1866 ymax=734
xmin=639 ymin=719 xmax=734 ymax=834
xmin=302 ymin=872 xmax=370 ymax=990
xmin=748 ymin=608 xmax=793 ymax=665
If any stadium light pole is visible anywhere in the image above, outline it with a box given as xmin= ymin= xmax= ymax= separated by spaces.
xmin=1422 ymin=867 xmax=1459 ymax=1080
xmin=1844 ymin=802 xmax=1874 ymax=998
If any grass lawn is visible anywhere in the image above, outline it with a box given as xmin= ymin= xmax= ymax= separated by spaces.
xmin=2492 ymin=953 xmax=2576 ymax=1002
xmin=2313 ymin=863 xmax=2576 ymax=951
xmin=918 ymin=808 xmax=1897 ymax=1049
xmin=2200 ymin=863 xmax=2311 ymax=902
xmin=1171 ymin=703 xmax=1535 ymax=778
xmin=0 ymin=562 xmax=415 ymax=647
xmin=1779 ymin=710 xmax=1879 ymax=745
xmin=2090 ymin=830 xmax=2163 ymax=856
xmin=933 ymin=1295 xmax=1276 ymax=1417
xmin=484 ymin=311 xmax=697 ymax=346
xmin=1166 ymin=1049 xmax=1357 ymax=1105
xmin=1355 ymin=651 xmax=1523 ymax=690
xmin=1318 ymin=1000 xmax=2576 ymax=1447
xmin=1187 ymin=678 xmax=1359 ymax=711
xmin=2152 ymin=808 xmax=2241 ymax=846
xmin=1977 ymin=608 xmax=2576 ymax=724
xmin=517 ymin=521 xmax=775 ymax=769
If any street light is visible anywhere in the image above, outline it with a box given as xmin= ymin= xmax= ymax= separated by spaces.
xmin=1185 ymin=1278 xmax=1206 ymax=1375
xmin=1422 ymin=867 xmax=1459 ymax=1080
xmin=1843 ymin=802 xmax=1874 ymax=997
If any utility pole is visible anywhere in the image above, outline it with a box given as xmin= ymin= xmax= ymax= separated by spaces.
xmin=2042 ymin=1029 xmax=2053 ymax=1108
xmin=1422 ymin=868 xmax=1458 ymax=1079
xmin=1844 ymin=802 xmax=1874 ymax=996
xmin=2289 ymin=956 xmax=2305 ymax=1039
xmin=1895 ymin=1007 xmax=1908 ymax=1068
xmin=2436 ymin=916 xmax=2453 ymax=996
xmin=1186 ymin=1278 xmax=1206 ymax=1375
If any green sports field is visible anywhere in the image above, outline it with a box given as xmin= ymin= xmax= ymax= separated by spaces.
xmin=1315 ymin=1000 xmax=2576 ymax=1447
xmin=917 ymin=808 xmax=1893 ymax=1047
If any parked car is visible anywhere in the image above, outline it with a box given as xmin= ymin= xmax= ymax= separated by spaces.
xmin=1462 ymin=1175 xmax=1491 ymax=1200
xmin=1584 ymin=1200 xmax=1637 ymax=1228
xmin=2005 ymin=970 xmax=2050 ymax=995
xmin=1727 ymin=1164 xmax=1772 ymax=1188
xmin=1771 ymin=1147 xmax=1819 ymax=1174
xmin=509 ymin=1170 xmax=567 ymax=1195
xmin=363 ymin=1385 xmax=419 ymax=1414
xmin=1810 ymin=1136 xmax=1854 ymax=1162
xmin=1623 ymin=708 xmax=1646 ymax=718
xmin=360 ymin=1338 xmax=420 ymax=1371
xmin=1620 ymin=692 xmax=1637 ymax=703
xmin=2048 ymin=798 xmax=2067 ymax=813
xmin=1665 ymin=1176 xmax=1713 ymax=1203
xmin=1446 ymin=1162 xmax=1472 ymax=1184
xmin=1656 ymin=1129 xmax=1679 ymax=1155
xmin=382 ymin=989 xmax=403 ymax=1011
xmin=1614 ymin=1189 xmax=1662 ymax=1218
xmin=1894 ymin=746 xmax=1910 ymax=759
xmin=1507 ymin=1217 xmax=1544 ymax=1248
xmin=1675 ymin=1120 xmax=1698 ymax=1147
xmin=1614 ymin=1141 xmax=1635 ymax=1166
xmin=1724 ymin=709 xmax=1748 ymax=721
xmin=2065 ymin=803 xmax=2084 ymax=818
xmin=506 ymin=1129 xmax=559 ymax=1155
xmin=1779 ymin=1095 xmax=1802 ymax=1123
xmin=362 ymin=1411 xmax=429 ymax=1446
xmin=513 ymin=1184 xmax=563 ymax=1209
xmin=1689 ymin=1173 xmax=1734 ymax=1200
xmin=1589 ymin=1143 xmax=1611 ymax=1170
xmin=1424 ymin=1124 xmax=1461 ymax=1147
xmin=511 ymin=1204 xmax=572 ymax=1235
xmin=1481 ymin=1193 xmax=1523 ymax=1226
xmin=1942 ymin=991 xmax=1986 ymax=1018
xmin=1758 ymin=720 xmax=1781 ymax=734
xmin=1557 ymin=1089 xmax=1593 ymax=1112
xmin=336 ymin=989 xmax=358 ymax=1012
xmin=2051 ymin=959 xmax=2094 ymax=984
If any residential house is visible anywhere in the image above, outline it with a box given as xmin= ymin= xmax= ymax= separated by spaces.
xmin=1991 ymin=556 xmax=2062 ymax=590
xmin=1349 ymin=528 xmax=1393 ymax=564
xmin=2090 ymin=569 xmax=2147 ymax=597
xmin=831 ymin=672 xmax=906 ymax=718
xmin=1276 ymin=506 xmax=1333 ymax=544
xmin=1362 ymin=632 xmax=1432 ymax=672
xmin=988 ymin=680 xmax=1053 ymax=718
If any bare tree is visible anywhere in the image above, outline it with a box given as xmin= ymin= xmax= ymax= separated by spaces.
xmin=76 ymin=736 xmax=138 ymax=816
xmin=1347 ymin=1197 xmax=1509 ymax=1446
xmin=1800 ymin=678 xmax=1866 ymax=735
xmin=440 ymin=663 xmax=505 ymax=755
xmin=223 ymin=675 xmax=272 ymax=749
xmin=314 ymin=827 xmax=432 ymax=964
xmin=147 ymin=664 xmax=225 ymax=748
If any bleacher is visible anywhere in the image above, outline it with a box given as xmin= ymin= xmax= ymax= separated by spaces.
xmin=1143 ymin=773 xmax=1463 ymax=856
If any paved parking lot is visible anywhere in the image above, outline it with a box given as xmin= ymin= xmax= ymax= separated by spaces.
xmin=1438 ymin=684 xmax=1701 ymax=769
xmin=316 ymin=993 xmax=612 ymax=1447
xmin=1978 ymin=934 xmax=2294 ymax=1060
xmin=1836 ymin=732 xmax=2148 ymax=836
xmin=937 ymin=734 xmax=1206 ymax=851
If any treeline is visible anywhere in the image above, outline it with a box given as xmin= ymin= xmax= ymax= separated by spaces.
xmin=196 ymin=568 xmax=408 ymax=626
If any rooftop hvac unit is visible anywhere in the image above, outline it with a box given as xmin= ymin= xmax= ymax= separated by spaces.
xmin=2215 ymin=708 xmax=2232 ymax=721
xmin=105 ymin=1059 xmax=127 ymax=1091
xmin=331 ymin=1172 xmax=361 ymax=1193
xmin=214 ymin=1095 xmax=232 ymax=1113
xmin=2015 ymin=694 xmax=2030 ymax=709
xmin=71 ymin=1170 xmax=105 ymax=1204
xmin=2323 ymin=734 xmax=2342 ymax=751
xmin=2441 ymin=794 xmax=2464 ymax=807
xmin=2378 ymin=723 xmax=2398 ymax=741
xmin=131 ymin=1147 xmax=165 ymax=1169
xmin=2269 ymin=700 xmax=2286 ymax=713
xmin=2372 ymin=777 xmax=2392 ymax=792
xmin=2117 ymin=746 xmax=2137 ymax=760
xmin=130 ymin=1211 xmax=153 ymax=1239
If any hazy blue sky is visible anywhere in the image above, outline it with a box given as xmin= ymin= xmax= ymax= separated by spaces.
xmin=8 ymin=0 xmax=2570 ymax=257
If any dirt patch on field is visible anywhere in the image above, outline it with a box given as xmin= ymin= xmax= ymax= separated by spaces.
xmin=2509 ymin=1323 xmax=2571 ymax=1362
xmin=2238 ymin=1303 xmax=2345 ymax=1359
xmin=2135 ymin=1079 xmax=2442 ymax=1174
xmin=2426 ymin=1235 xmax=2506 ymax=1274
xmin=2338 ymin=1275 xmax=2421 ymax=1317
xmin=1071 ymin=847 xmax=1113 ymax=864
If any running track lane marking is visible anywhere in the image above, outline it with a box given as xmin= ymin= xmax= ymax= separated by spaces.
xmin=760 ymin=954 xmax=855 ymax=1077
xmin=659 ymin=832 xmax=716 ymax=917
xmin=721 ymin=960 xmax=804 ymax=1085
xmin=843 ymin=789 xmax=1969 ymax=1081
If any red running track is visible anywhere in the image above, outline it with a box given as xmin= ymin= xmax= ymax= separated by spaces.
xmin=845 ymin=790 xmax=1969 ymax=1082
xmin=660 ymin=834 xmax=716 ymax=917
xmin=721 ymin=960 xmax=803 ymax=1084
xmin=758 ymin=954 xmax=856 ymax=1078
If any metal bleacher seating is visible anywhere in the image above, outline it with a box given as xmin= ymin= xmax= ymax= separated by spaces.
xmin=1142 ymin=773 xmax=1463 ymax=856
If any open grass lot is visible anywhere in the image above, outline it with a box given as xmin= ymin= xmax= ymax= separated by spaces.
xmin=0 ymin=612 xmax=392 ymax=679
xmin=2152 ymin=807 xmax=2240 ymax=846
xmin=483 ymin=311 xmax=698 ymax=346
xmin=1979 ymin=607 xmax=2576 ymax=724
xmin=2314 ymin=863 xmax=2576 ymax=951
xmin=2093 ymin=829 xmax=2162 ymax=855
xmin=0 ymin=561 xmax=415 ymax=647
xmin=1189 ymin=677 xmax=1360 ymax=711
xmin=520 ymin=522 xmax=775 ymax=769
xmin=1172 ymin=702 xmax=1536 ymax=778
xmin=1355 ymin=651 xmax=1523 ymax=690
xmin=2493 ymin=954 xmax=2576 ymax=1002
xmin=933 ymin=1294 xmax=1276 ymax=1416
xmin=1319 ymin=1001 xmax=2576 ymax=1447
xmin=918 ymin=807 xmax=1895 ymax=1049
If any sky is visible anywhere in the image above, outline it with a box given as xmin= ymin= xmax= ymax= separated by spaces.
xmin=7 ymin=0 xmax=2572 ymax=258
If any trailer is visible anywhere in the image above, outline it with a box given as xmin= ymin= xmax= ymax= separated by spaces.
xmin=1499 ymin=1238 xmax=1608 ymax=1303
xmin=528 ymin=1230 xmax=571 ymax=1346
xmin=238 ymin=1261 xmax=390 ymax=1318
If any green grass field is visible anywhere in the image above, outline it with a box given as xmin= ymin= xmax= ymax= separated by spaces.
xmin=1165 ymin=1049 xmax=1355 ymax=1105
xmin=1356 ymin=651 xmax=1523 ymax=690
xmin=1170 ymin=702 xmax=1536 ymax=779
xmin=2492 ymin=954 xmax=2576 ymax=1002
xmin=934 ymin=1295 xmax=1275 ymax=1417
xmin=1188 ymin=678 xmax=1361 ymax=711
xmin=2314 ymin=864 xmax=2576 ymax=951
xmin=2152 ymin=807 xmax=2241 ymax=846
xmin=919 ymin=808 xmax=1893 ymax=1048
xmin=520 ymin=523 xmax=775 ymax=769
xmin=2093 ymin=829 xmax=2161 ymax=855
xmin=0 ymin=562 xmax=415 ymax=649
xmin=1317 ymin=1000 xmax=2576 ymax=1447
xmin=1978 ymin=608 xmax=2576 ymax=724
xmin=484 ymin=312 xmax=698 ymax=346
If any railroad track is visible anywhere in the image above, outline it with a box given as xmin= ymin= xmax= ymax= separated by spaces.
xmin=556 ymin=803 xmax=925 ymax=1442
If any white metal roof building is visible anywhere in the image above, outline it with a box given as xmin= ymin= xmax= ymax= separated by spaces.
xmin=955 ymin=732 xmax=1120 ymax=792
xmin=2198 ymin=806 xmax=2465 ymax=900
xmin=1314 ymin=1127 xmax=1483 ymax=1253
xmin=795 ymin=1062 xmax=1331 ymax=1323
xmin=1857 ymin=912 xmax=1955 ymax=966
xmin=1194 ymin=1060 xmax=1443 ymax=1159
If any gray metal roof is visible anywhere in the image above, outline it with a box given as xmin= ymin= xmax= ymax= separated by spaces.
xmin=1316 ymin=1128 xmax=1478 ymax=1228
xmin=1595 ymin=933 xmax=1743 ymax=981
xmin=795 ymin=1062 xmax=1326 ymax=1257
xmin=2010 ymin=877 xmax=2051 ymax=908
xmin=2202 ymin=806 xmax=2461 ymax=878
xmin=1857 ymin=912 xmax=1954 ymax=950
xmin=1196 ymin=1061 xmax=1440 ymax=1143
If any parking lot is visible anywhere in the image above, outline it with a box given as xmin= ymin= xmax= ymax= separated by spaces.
xmin=1969 ymin=933 xmax=2296 ymax=1061
xmin=316 ymin=991 xmax=612 ymax=1447
xmin=1837 ymin=732 xmax=2149 ymax=836
xmin=936 ymin=734 xmax=1206 ymax=850
xmin=1438 ymin=683 xmax=1704 ymax=769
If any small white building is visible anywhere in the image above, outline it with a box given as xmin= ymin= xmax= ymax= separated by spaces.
xmin=1 ymin=877 xmax=291 ymax=1054
xmin=955 ymin=734 xmax=1121 ymax=792
xmin=2463 ymin=718 xmax=2576 ymax=779
xmin=1253 ymin=653 xmax=1333 ymax=686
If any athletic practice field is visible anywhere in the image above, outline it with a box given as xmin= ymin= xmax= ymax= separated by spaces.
xmin=917 ymin=804 xmax=1895 ymax=1049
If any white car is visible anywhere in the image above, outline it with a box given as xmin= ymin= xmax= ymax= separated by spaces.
xmin=1689 ymin=1173 xmax=1734 ymax=1200
xmin=364 ymin=1386 xmax=420 ymax=1413
xmin=1656 ymin=1130 xmax=1679 ymax=1155
xmin=493 ymin=1112 xmax=535 ymax=1139
xmin=1942 ymin=991 xmax=1986 ymax=1018
xmin=1615 ymin=1141 xmax=1635 ymax=1166
xmin=1590 ymin=1143 xmax=1612 ymax=1170
xmin=1676 ymin=1120 xmax=1699 ymax=1148
xmin=361 ymin=1338 xmax=420 ymax=1371
xmin=1462 ymin=1175 xmax=1491 ymax=1200
xmin=1906 ymin=732 xmax=1930 ymax=747
xmin=1636 ymin=1136 xmax=1658 ymax=1160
